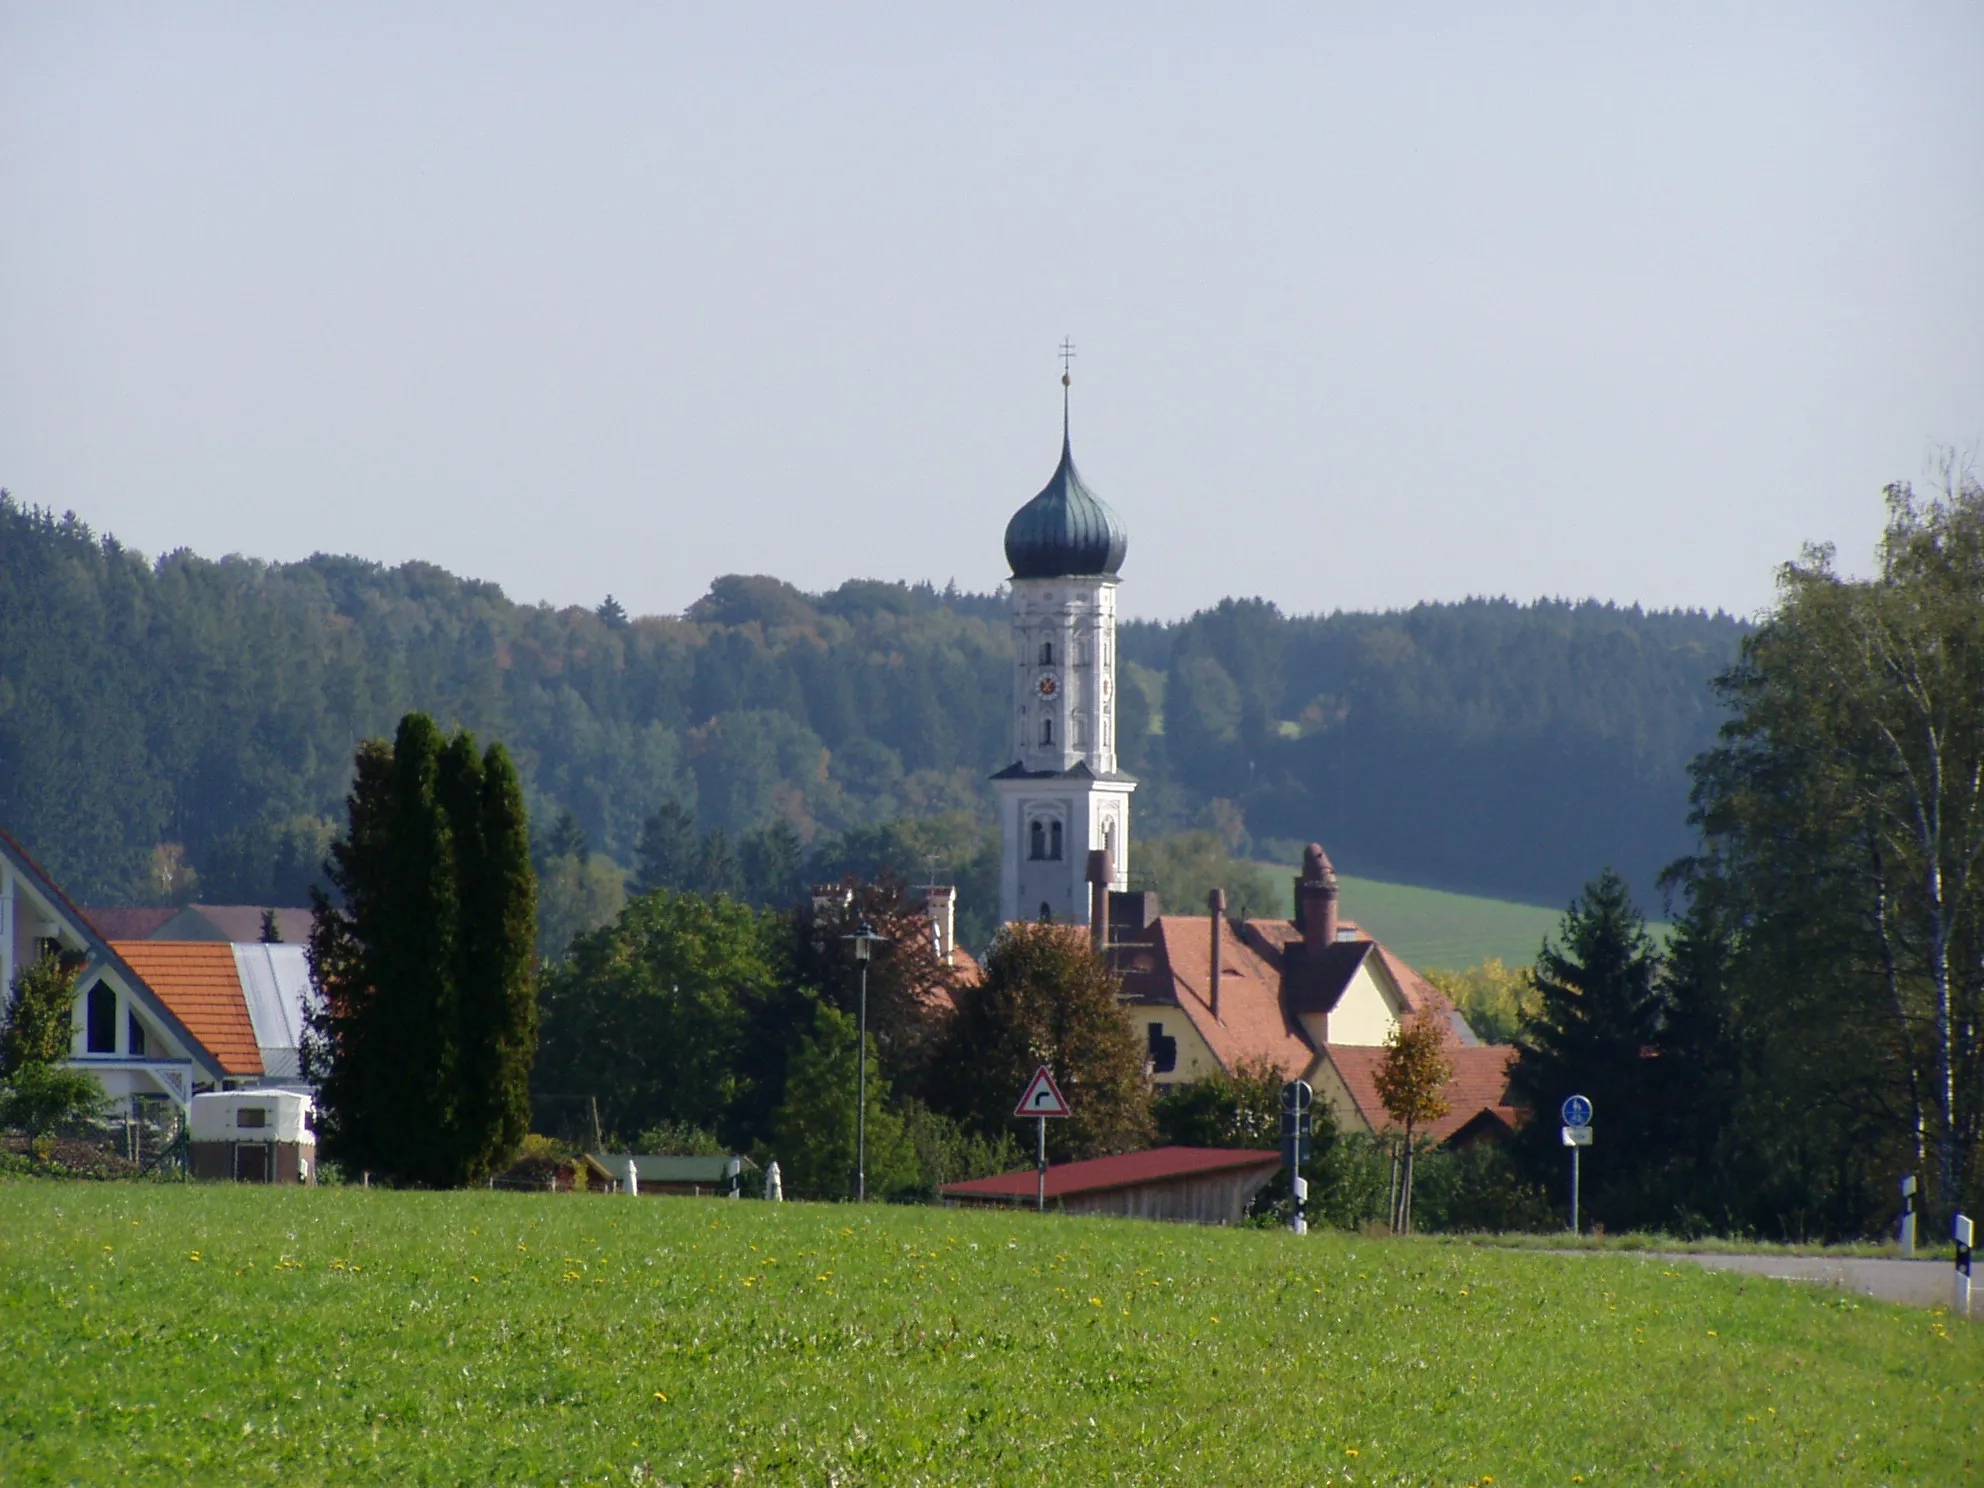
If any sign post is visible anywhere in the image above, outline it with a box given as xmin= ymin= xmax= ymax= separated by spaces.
xmin=1560 ymin=1094 xmax=1593 ymax=1236
xmin=1956 ymin=1213 xmax=1974 ymax=1320
xmin=1280 ymin=1080 xmax=1314 ymax=1235
xmin=1014 ymin=1066 xmax=1071 ymax=1213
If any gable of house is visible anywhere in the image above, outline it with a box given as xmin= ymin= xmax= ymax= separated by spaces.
xmin=1315 ymin=1042 xmax=1519 ymax=1145
xmin=1 ymin=827 xmax=229 ymax=1089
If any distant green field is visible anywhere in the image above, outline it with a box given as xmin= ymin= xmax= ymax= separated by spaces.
xmin=1333 ymin=873 xmax=1568 ymax=970
xmin=3 ymin=1180 xmax=1977 ymax=1485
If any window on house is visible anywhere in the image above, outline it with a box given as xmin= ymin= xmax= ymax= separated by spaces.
xmin=1040 ymin=717 xmax=1054 ymax=746
xmin=1029 ymin=820 xmax=1046 ymax=860
xmin=1040 ymin=640 xmax=1053 ymax=666
xmin=1147 ymin=1022 xmax=1178 ymax=1075
xmin=127 ymin=1010 xmax=146 ymax=1058
xmin=237 ymin=1108 xmax=269 ymax=1129
xmin=86 ymin=983 xmax=116 ymax=1054
xmin=1049 ymin=821 xmax=1063 ymax=860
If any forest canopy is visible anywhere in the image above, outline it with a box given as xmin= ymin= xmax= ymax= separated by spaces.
xmin=0 ymin=493 xmax=1743 ymax=911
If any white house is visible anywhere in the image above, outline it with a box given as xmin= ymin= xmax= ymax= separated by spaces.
xmin=1 ymin=827 xmax=316 ymax=1120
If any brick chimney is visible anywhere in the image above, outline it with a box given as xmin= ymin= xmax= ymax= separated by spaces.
xmin=1087 ymin=850 xmax=1113 ymax=953
xmin=924 ymin=884 xmax=956 ymax=961
xmin=1295 ymin=843 xmax=1340 ymax=959
xmin=1207 ymin=886 xmax=1226 ymax=1021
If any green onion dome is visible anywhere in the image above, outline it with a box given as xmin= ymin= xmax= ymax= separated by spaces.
xmin=1003 ymin=432 xmax=1129 ymax=580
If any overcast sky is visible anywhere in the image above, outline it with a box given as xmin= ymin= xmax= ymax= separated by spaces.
xmin=3 ymin=3 xmax=1979 ymax=623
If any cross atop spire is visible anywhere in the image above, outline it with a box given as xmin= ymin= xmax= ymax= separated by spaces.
xmin=1058 ymin=337 xmax=1076 ymax=441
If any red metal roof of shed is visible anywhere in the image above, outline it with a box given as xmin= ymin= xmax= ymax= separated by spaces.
xmin=940 ymin=1145 xmax=1281 ymax=1201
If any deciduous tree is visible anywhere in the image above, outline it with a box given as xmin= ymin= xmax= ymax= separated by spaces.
xmin=770 ymin=1004 xmax=919 ymax=1199
xmin=1374 ymin=1012 xmax=1453 ymax=1232
xmin=1 ymin=951 xmax=79 ymax=1075
xmin=931 ymin=922 xmax=1151 ymax=1162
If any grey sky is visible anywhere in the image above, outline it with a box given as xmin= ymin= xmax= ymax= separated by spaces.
xmin=3 ymin=3 xmax=1979 ymax=622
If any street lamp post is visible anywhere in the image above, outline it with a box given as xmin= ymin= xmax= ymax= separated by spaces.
xmin=844 ymin=921 xmax=888 ymax=1201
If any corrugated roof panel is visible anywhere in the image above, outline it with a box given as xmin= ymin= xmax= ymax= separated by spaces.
xmin=231 ymin=943 xmax=315 ymax=1079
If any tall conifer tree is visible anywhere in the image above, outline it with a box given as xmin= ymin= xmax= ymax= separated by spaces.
xmin=1507 ymin=868 xmax=1666 ymax=1227
xmin=308 ymin=714 xmax=535 ymax=1186
xmin=448 ymin=736 xmax=537 ymax=1181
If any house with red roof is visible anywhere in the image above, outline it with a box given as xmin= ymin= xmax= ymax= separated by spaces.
xmin=1103 ymin=843 xmax=1517 ymax=1146
xmin=1 ymin=826 xmax=317 ymax=1118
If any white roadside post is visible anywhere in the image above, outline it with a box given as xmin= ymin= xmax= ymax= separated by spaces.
xmin=1956 ymin=1213 xmax=1974 ymax=1319
xmin=1561 ymin=1094 xmax=1593 ymax=1236
xmin=1014 ymin=1066 xmax=1071 ymax=1213
xmin=1900 ymin=1175 xmax=1918 ymax=1254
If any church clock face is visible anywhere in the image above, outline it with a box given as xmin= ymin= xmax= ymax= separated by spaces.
xmin=1036 ymin=675 xmax=1059 ymax=699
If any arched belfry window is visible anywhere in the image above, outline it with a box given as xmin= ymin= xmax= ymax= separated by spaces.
xmin=1040 ymin=718 xmax=1054 ymax=747
xmin=1049 ymin=820 xmax=1064 ymax=860
xmin=1039 ymin=640 xmax=1053 ymax=666
xmin=1029 ymin=820 xmax=1046 ymax=860
xmin=86 ymin=982 xmax=116 ymax=1054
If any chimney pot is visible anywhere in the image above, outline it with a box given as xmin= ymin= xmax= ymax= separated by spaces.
xmin=1294 ymin=843 xmax=1340 ymax=958
xmin=924 ymin=885 xmax=956 ymax=962
xmin=1087 ymin=850 xmax=1113 ymax=953
xmin=1207 ymin=887 xmax=1226 ymax=1020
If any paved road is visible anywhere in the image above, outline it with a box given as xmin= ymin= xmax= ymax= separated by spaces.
xmin=1645 ymin=1252 xmax=1974 ymax=1319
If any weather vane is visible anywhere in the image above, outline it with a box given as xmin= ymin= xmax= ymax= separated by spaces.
xmin=1059 ymin=337 xmax=1076 ymax=386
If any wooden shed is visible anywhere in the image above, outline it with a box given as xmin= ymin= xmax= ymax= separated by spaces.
xmin=940 ymin=1146 xmax=1280 ymax=1226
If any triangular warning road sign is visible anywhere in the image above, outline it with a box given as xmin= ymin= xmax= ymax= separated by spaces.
xmin=1014 ymin=1065 xmax=1071 ymax=1118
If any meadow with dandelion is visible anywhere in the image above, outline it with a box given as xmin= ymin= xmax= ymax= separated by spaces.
xmin=1 ymin=1179 xmax=1978 ymax=1485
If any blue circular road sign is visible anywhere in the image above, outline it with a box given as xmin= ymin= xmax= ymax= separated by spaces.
xmin=1561 ymin=1094 xmax=1593 ymax=1128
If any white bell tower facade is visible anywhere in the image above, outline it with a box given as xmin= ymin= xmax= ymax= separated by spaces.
xmin=993 ymin=366 xmax=1134 ymax=927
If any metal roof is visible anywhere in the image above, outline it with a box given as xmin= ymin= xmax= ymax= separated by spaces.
xmin=1004 ymin=433 xmax=1128 ymax=580
xmin=940 ymin=1145 xmax=1279 ymax=1201
xmin=592 ymin=1154 xmax=760 ymax=1183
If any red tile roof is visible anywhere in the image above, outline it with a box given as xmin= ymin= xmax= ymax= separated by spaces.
xmin=1323 ymin=1042 xmax=1518 ymax=1144
xmin=1112 ymin=916 xmax=1318 ymax=1079
xmin=941 ymin=1145 xmax=1282 ymax=1200
xmin=82 ymin=907 xmax=179 ymax=941
xmin=110 ymin=942 xmax=262 ymax=1076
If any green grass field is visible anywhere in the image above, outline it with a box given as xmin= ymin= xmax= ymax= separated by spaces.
xmin=1332 ymin=875 xmax=1576 ymax=971
xmin=3 ymin=1181 xmax=1978 ymax=1485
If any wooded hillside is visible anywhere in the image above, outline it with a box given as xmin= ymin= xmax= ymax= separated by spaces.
xmin=0 ymin=494 xmax=1744 ymax=908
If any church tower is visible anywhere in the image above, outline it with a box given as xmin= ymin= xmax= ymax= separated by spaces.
xmin=993 ymin=363 xmax=1134 ymax=927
